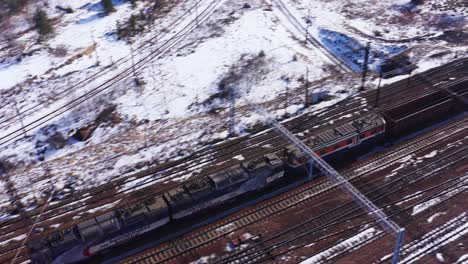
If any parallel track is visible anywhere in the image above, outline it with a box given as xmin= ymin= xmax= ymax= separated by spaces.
xmin=0 ymin=50 xmax=466 ymax=264
xmin=0 ymin=0 xmax=208 ymax=130
xmin=272 ymin=177 xmax=467 ymax=264
xmin=272 ymin=0 xmax=353 ymax=73
xmin=1 ymin=59 xmax=466 ymax=263
xmin=0 ymin=0 xmax=225 ymax=147
xmin=215 ymin=146 xmax=468 ymax=264
xmin=120 ymin=117 xmax=468 ymax=264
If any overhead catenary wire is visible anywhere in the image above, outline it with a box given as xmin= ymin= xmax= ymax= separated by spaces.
xmin=0 ymin=0 xmax=225 ymax=148
xmin=240 ymin=94 xmax=406 ymax=264
xmin=243 ymin=97 xmax=401 ymax=233
xmin=0 ymin=0 xmax=207 ymax=128
xmin=10 ymin=164 xmax=54 ymax=264
xmin=2 ymin=47 xmax=464 ymax=264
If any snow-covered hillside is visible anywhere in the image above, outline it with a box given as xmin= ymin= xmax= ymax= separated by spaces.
xmin=0 ymin=0 xmax=466 ymax=216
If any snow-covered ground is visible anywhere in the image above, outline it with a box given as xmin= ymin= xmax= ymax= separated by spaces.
xmin=0 ymin=0 xmax=466 ymax=217
xmin=300 ymin=227 xmax=381 ymax=264
xmin=383 ymin=212 xmax=468 ymax=264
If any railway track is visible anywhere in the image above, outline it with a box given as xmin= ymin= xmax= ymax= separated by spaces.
xmin=0 ymin=67 xmax=464 ymax=260
xmin=4 ymin=50 xmax=467 ymax=221
xmin=0 ymin=0 xmax=227 ymax=262
xmin=0 ymin=59 xmax=466 ymax=262
xmin=0 ymin=65 xmax=464 ymax=264
xmin=230 ymin=178 xmax=467 ymax=264
xmin=7 ymin=57 xmax=467 ymax=224
xmin=213 ymin=146 xmax=468 ymax=264
xmin=0 ymin=0 xmax=207 ymax=131
xmin=326 ymin=175 xmax=468 ymax=264
xmin=384 ymin=212 xmax=467 ymax=264
xmin=291 ymin=176 xmax=467 ymax=264
xmin=272 ymin=0 xmax=353 ymax=73
xmin=0 ymin=0 xmax=226 ymax=147
xmin=118 ymin=116 xmax=468 ymax=264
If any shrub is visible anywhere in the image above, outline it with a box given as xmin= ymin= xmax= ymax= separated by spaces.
xmin=101 ymin=0 xmax=115 ymax=15
xmin=33 ymin=9 xmax=53 ymax=38
xmin=48 ymin=132 xmax=66 ymax=149
xmin=56 ymin=5 xmax=74 ymax=14
xmin=4 ymin=0 xmax=28 ymax=14
xmin=410 ymin=0 xmax=424 ymax=5
xmin=116 ymin=14 xmax=144 ymax=40
xmin=0 ymin=159 xmax=16 ymax=174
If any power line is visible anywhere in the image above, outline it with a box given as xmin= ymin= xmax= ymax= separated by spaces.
xmin=242 ymin=96 xmax=405 ymax=264
xmin=0 ymin=0 xmax=212 ymax=132
xmin=10 ymin=164 xmax=54 ymax=264
xmin=0 ymin=0 xmax=224 ymax=148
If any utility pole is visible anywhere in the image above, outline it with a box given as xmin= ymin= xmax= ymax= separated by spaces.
xmin=14 ymin=101 xmax=27 ymax=137
xmin=91 ymin=32 xmax=100 ymax=66
xmin=284 ymin=78 xmax=290 ymax=116
xmin=305 ymin=66 xmax=310 ymax=108
xmin=130 ymin=40 xmax=139 ymax=86
xmin=360 ymin=42 xmax=371 ymax=91
xmin=308 ymin=160 xmax=314 ymax=180
xmin=304 ymin=9 xmax=311 ymax=44
xmin=244 ymin=98 xmax=405 ymax=264
xmin=228 ymin=85 xmax=236 ymax=137
xmin=195 ymin=0 xmax=199 ymax=27
xmin=406 ymin=69 xmax=413 ymax=88
xmin=374 ymin=72 xmax=383 ymax=108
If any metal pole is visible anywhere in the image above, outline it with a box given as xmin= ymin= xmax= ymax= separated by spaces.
xmin=14 ymin=102 xmax=27 ymax=137
xmin=361 ymin=42 xmax=371 ymax=91
xmin=285 ymin=85 xmax=288 ymax=115
xmin=391 ymin=228 xmax=406 ymax=264
xmin=406 ymin=70 xmax=412 ymax=88
xmin=305 ymin=66 xmax=309 ymax=108
xmin=374 ymin=72 xmax=383 ymax=108
xmin=130 ymin=40 xmax=138 ymax=85
xmin=308 ymin=160 xmax=314 ymax=180
xmin=229 ymin=85 xmax=236 ymax=137
xmin=284 ymin=77 xmax=289 ymax=115
xmin=195 ymin=0 xmax=199 ymax=27
xmin=305 ymin=9 xmax=311 ymax=44
xmin=245 ymin=98 xmax=401 ymax=234
xmin=91 ymin=32 xmax=100 ymax=66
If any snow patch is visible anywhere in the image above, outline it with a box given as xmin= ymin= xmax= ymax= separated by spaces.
xmin=427 ymin=212 xmax=447 ymax=224
xmin=190 ymin=254 xmax=216 ymax=264
xmin=301 ymin=228 xmax=379 ymax=264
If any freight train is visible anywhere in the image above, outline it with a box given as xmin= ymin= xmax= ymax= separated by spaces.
xmin=30 ymin=113 xmax=387 ymax=263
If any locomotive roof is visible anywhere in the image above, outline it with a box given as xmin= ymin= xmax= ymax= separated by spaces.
xmin=241 ymin=153 xmax=282 ymax=172
xmin=23 ymin=110 xmax=375 ymax=244
xmin=209 ymin=166 xmax=247 ymax=188
xmin=311 ymin=113 xmax=385 ymax=147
